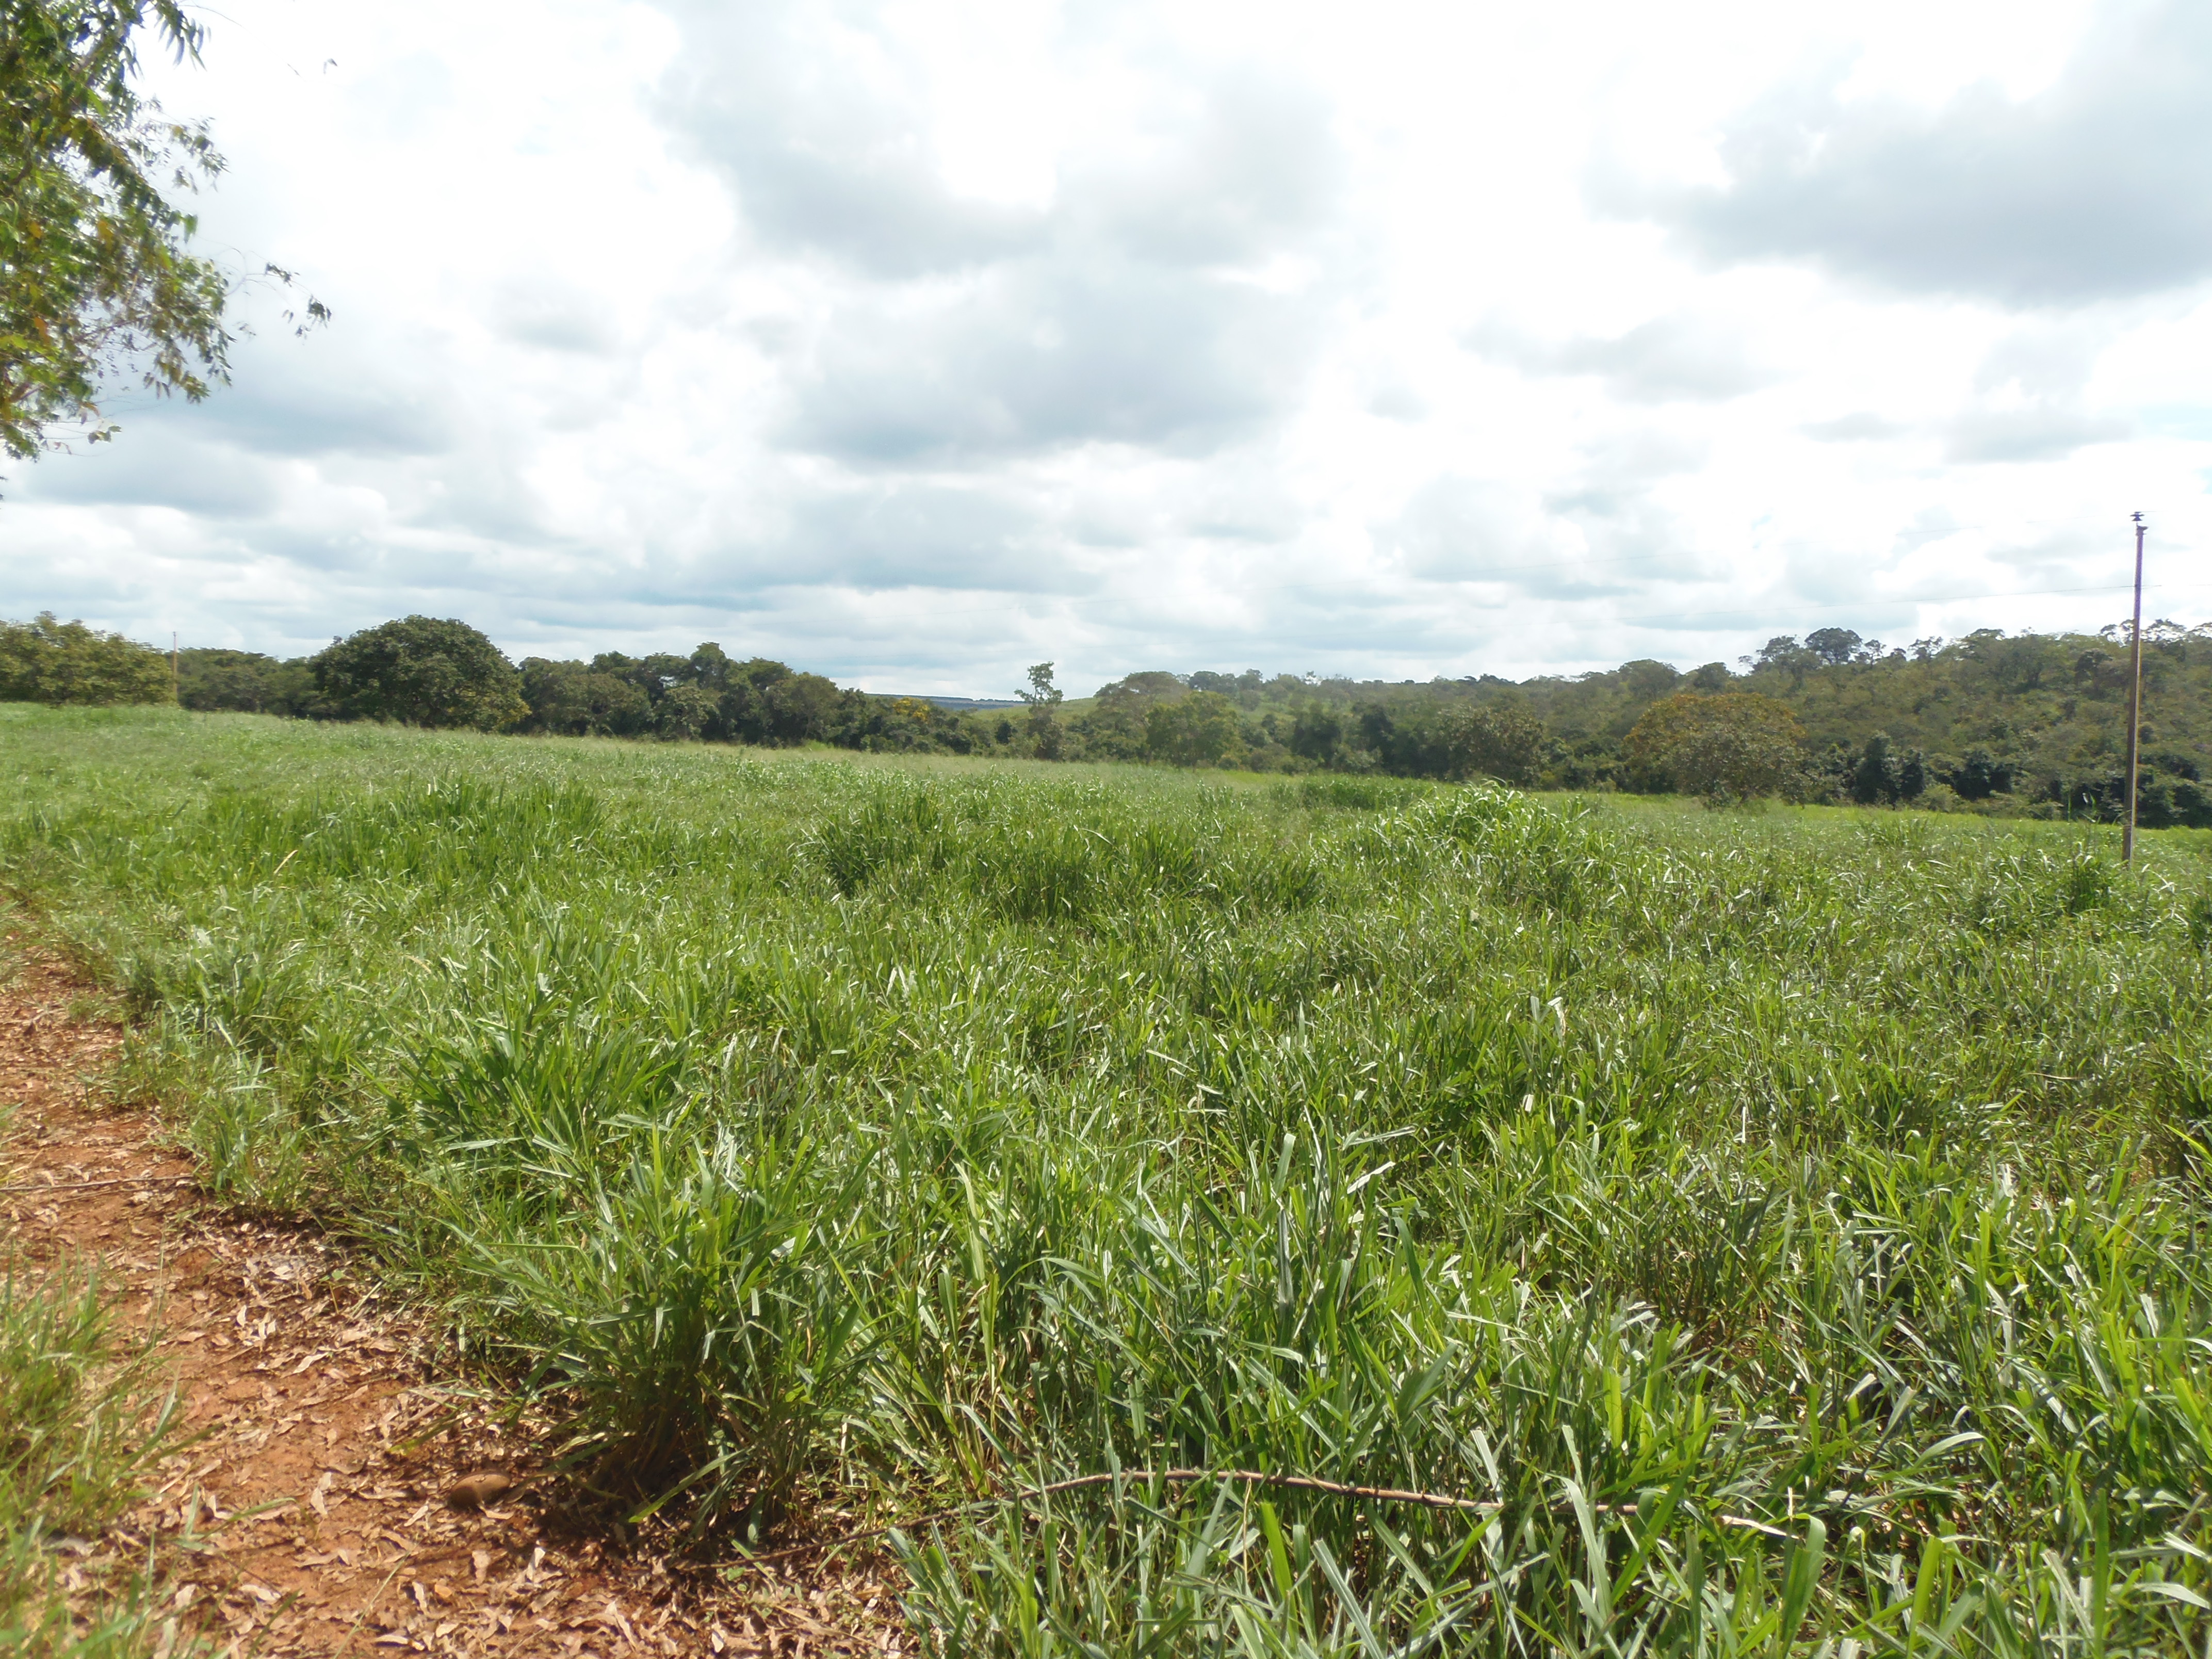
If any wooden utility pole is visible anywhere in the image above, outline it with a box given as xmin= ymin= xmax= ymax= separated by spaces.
xmin=171 ymin=630 xmax=180 ymax=705
xmin=2122 ymin=512 xmax=2146 ymax=865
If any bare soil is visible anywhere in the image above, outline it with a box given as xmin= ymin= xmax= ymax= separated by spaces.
xmin=2 ymin=945 xmax=904 ymax=1658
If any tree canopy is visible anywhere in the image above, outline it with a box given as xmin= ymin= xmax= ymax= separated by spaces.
xmin=1016 ymin=662 xmax=1065 ymax=759
xmin=515 ymin=647 xmax=849 ymax=746
xmin=1623 ymin=691 xmax=1809 ymax=804
xmin=176 ymin=646 xmax=311 ymax=714
xmin=1143 ymin=689 xmax=1242 ymax=767
xmin=1438 ymin=704 xmax=1544 ymax=786
xmin=312 ymin=616 xmax=526 ymax=730
xmin=2 ymin=1 xmax=238 ymax=462
xmin=0 ymin=609 xmax=170 ymax=702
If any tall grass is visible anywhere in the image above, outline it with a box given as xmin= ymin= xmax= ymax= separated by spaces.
xmin=0 ymin=1259 xmax=190 ymax=1657
xmin=5 ymin=704 xmax=2212 ymax=1652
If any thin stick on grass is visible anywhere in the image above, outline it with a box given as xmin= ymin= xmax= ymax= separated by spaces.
xmin=729 ymin=1468 xmax=1796 ymax=1569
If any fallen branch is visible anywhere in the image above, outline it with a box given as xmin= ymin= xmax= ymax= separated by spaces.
xmin=0 ymin=1175 xmax=198 ymax=1195
xmin=731 ymin=1468 xmax=1791 ymax=1569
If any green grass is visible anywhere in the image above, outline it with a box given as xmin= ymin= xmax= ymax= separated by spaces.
xmin=6 ymin=703 xmax=2212 ymax=1655
xmin=0 ymin=1255 xmax=189 ymax=1657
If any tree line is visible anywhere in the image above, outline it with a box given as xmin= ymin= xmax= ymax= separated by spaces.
xmin=8 ymin=611 xmax=2208 ymax=822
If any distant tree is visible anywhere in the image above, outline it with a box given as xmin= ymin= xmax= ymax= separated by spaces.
xmin=1618 ymin=659 xmax=1683 ymax=702
xmin=724 ymin=659 xmax=840 ymax=745
xmin=518 ymin=659 xmax=650 ymax=737
xmin=512 ymin=646 xmax=855 ymax=747
xmin=1145 ymin=690 xmax=1242 ymax=767
xmin=313 ymin=616 xmax=525 ymax=729
xmin=1947 ymin=748 xmax=2011 ymax=801
xmin=1962 ymin=629 xmax=2062 ymax=693
xmin=1439 ymin=704 xmax=1544 ymax=786
xmin=2150 ymin=756 xmax=2212 ymax=827
xmin=1851 ymin=733 xmax=1897 ymax=804
xmin=1897 ymin=747 xmax=1929 ymax=801
xmin=0 ymin=611 xmax=171 ymax=703
xmin=1075 ymin=672 xmax=1189 ymax=759
xmin=176 ymin=647 xmax=313 ymax=714
xmin=1623 ymin=691 xmax=1810 ymax=804
xmin=1287 ymin=703 xmax=1343 ymax=764
xmin=1017 ymin=661 xmax=1065 ymax=759
xmin=103 ymin=619 xmax=2212 ymax=802
xmin=654 ymin=682 xmax=718 ymax=740
xmin=1805 ymin=628 xmax=1862 ymax=667
xmin=830 ymin=690 xmax=978 ymax=757
xmin=1243 ymin=707 xmax=1294 ymax=769
xmin=2073 ymin=648 xmax=2116 ymax=692
xmin=1841 ymin=731 xmax=1928 ymax=804
xmin=1752 ymin=636 xmax=1818 ymax=688
xmin=1356 ymin=703 xmax=1394 ymax=758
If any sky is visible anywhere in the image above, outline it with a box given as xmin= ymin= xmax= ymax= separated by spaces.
xmin=6 ymin=0 xmax=2210 ymax=694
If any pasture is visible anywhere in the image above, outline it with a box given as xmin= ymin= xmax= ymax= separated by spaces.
xmin=5 ymin=704 xmax=2211 ymax=1655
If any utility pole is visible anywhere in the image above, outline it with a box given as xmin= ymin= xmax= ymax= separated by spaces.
xmin=2122 ymin=512 xmax=2146 ymax=865
xmin=171 ymin=631 xmax=180 ymax=706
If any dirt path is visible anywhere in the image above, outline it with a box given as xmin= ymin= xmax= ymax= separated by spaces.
xmin=1 ymin=945 xmax=901 ymax=1657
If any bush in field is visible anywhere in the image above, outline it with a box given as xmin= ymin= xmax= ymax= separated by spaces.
xmin=1624 ymin=689 xmax=1810 ymax=802
xmin=0 ymin=614 xmax=171 ymax=706
xmin=312 ymin=615 xmax=526 ymax=730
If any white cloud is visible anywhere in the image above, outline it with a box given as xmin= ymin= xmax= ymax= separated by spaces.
xmin=1469 ymin=314 xmax=1772 ymax=404
xmin=1617 ymin=0 xmax=2212 ymax=306
xmin=4 ymin=0 xmax=2208 ymax=693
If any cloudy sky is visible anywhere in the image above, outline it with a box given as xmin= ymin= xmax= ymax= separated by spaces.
xmin=7 ymin=0 xmax=2209 ymax=693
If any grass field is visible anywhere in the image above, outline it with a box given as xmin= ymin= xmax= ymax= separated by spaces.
xmin=5 ymin=704 xmax=2212 ymax=1655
